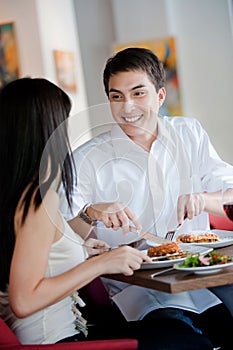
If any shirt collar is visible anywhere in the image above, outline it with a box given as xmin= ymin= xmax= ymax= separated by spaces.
xmin=110 ymin=117 xmax=175 ymax=157
xmin=110 ymin=123 xmax=146 ymax=157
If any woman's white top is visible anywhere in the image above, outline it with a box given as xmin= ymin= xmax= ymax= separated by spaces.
xmin=0 ymin=216 xmax=88 ymax=344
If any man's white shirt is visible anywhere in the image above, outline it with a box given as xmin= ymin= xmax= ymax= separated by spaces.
xmin=60 ymin=116 xmax=233 ymax=320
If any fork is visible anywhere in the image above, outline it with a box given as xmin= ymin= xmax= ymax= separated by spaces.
xmin=165 ymin=229 xmax=177 ymax=241
xmin=165 ymin=223 xmax=181 ymax=240
xmin=165 ymin=216 xmax=188 ymax=241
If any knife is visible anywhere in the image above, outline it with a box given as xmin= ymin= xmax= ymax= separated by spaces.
xmin=129 ymin=226 xmax=172 ymax=245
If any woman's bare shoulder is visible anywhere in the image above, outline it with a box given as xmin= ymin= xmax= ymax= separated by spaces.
xmin=15 ymin=187 xmax=60 ymax=232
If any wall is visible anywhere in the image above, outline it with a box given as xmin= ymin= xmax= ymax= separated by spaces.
xmin=112 ymin=0 xmax=169 ymax=42
xmin=73 ymin=0 xmax=115 ymax=108
xmin=0 ymin=0 xmax=44 ymax=77
xmin=0 ymin=0 xmax=90 ymax=148
xmin=165 ymin=0 xmax=233 ymax=164
xmin=1 ymin=0 xmax=233 ymax=161
xmin=35 ymin=0 xmax=91 ymax=148
xmin=74 ymin=0 xmax=233 ymax=164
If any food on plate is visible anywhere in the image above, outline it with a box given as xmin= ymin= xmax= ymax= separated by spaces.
xmin=147 ymin=242 xmax=183 ymax=257
xmin=176 ymin=232 xmax=220 ymax=243
xmin=178 ymin=251 xmax=232 ymax=268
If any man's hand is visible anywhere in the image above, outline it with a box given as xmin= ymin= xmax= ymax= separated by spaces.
xmin=177 ymin=193 xmax=205 ymax=224
xmin=177 ymin=190 xmax=230 ymax=224
xmin=86 ymin=202 xmax=141 ymax=234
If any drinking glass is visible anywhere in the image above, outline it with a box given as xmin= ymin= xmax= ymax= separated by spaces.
xmin=222 ymin=182 xmax=233 ymax=222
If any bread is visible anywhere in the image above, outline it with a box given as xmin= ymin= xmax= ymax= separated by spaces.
xmin=176 ymin=232 xmax=220 ymax=243
xmin=147 ymin=242 xmax=183 ymax=257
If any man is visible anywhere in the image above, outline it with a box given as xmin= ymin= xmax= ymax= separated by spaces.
xmin=60 ymin=48 xmax=233 ymax=349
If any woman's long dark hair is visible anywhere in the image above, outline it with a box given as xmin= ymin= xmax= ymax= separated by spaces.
xmin=0 ymin=77 xmax=74 ymax=292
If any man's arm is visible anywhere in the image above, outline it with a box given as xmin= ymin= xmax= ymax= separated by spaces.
xmin=177 ymin=190 xmax=233 ymax=225
xmin=67 ymin=201 xmax=142 ymax=238
xmin=68 ymin=215 xmax=94 ymax=239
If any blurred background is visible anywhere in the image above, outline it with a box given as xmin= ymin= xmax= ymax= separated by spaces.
xmin=0 ymin=0 xmax=232 ymax=163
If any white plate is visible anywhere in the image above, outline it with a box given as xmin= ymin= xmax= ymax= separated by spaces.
xmin=174 ymin=230 xmax=233 ymax=248
xmin=173 ymin=261 xmax=233 ymax=275
xmin=140 ymin=245 xmax=213 ymax=270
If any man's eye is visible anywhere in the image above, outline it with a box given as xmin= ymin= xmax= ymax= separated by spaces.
xmin=110 ymin=94 xmax=122 ymax=100
xmin=133 ymin=91 xmax=145 ymax=97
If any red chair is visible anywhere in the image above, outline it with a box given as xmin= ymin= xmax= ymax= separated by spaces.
xmin=209 ymin=213 xmax=233 ymax=231
xmin=0 ymin=317 xmax=138 ymax=350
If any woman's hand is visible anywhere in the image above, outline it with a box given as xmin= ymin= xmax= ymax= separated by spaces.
xmin=86 ymin=202 xmax=141 ymax=234
xmin=84 ymin=238 xmax=110 ymax=257
xmin=94 ymin=245 xmax=151 ymax=276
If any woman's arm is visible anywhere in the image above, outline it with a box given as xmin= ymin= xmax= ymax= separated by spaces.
xmin=10 ymin=189 xmax=150 ymax=318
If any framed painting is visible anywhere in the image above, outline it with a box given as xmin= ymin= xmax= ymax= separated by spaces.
xmin=0 ymin=22 xmax=20 ymax=90
xmin=114 ymin=37 xmax=182 ymax=116
xmin=54 ymin=50 xmax=77 ymax=93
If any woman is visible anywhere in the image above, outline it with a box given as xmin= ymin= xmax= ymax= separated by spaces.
xmin=0 ymin=78 xmax=216 ymax=349
xmin=0 ymin=77 xmax=151 ymax=345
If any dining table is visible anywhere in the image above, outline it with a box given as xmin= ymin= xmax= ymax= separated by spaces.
xmin=104 ymin=245 xmax=233 ymax=294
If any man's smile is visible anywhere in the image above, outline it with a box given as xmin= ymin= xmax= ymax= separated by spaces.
xmin=121 ymin=114 xmax=143 ymax=123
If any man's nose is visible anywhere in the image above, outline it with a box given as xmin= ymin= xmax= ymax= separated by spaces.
xmin=123 ymin=99 xmax=134 ymax=113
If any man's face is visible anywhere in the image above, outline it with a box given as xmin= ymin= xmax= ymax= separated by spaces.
xmin=108 ymin=70 xmax=166 ymax=140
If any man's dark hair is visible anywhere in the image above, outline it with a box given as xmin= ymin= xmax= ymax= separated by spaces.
xmin=103 ymin=47 xmax=166 ymax=96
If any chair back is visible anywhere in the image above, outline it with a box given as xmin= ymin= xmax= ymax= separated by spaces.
xmin=0 ymin=317 xmax=20 ymax=346
xmin=209 ymin=213 xmax=233 ymax=230
xmin=0 ymin=316 xmax=138 ymax=349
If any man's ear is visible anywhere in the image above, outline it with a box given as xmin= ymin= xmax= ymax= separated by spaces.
xmin=158 ymin=87 xmax=166 ymax=106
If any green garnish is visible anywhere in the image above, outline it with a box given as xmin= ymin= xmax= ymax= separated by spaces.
xmin=178 ymin=251 xmax=232 ymax=268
